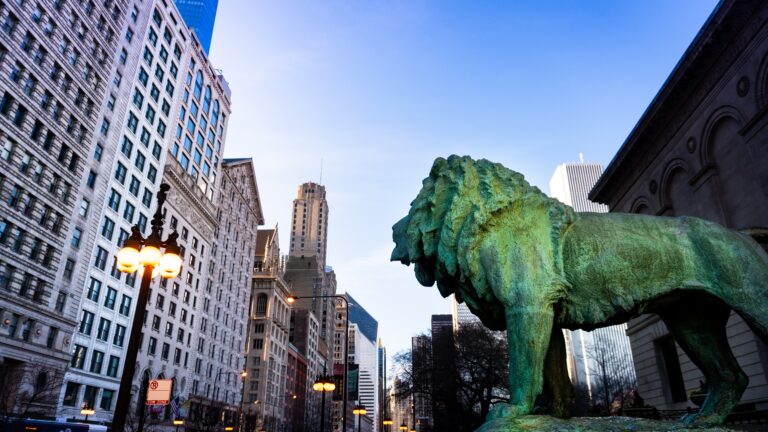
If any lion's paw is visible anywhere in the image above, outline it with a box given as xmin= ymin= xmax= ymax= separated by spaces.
xmin=486 ymin=403 xmax=529 ymax=421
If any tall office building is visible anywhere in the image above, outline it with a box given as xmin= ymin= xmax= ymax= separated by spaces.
xmin=173 ymin=0 xmax=218 ymax=54
xmin=450 ymin=294 xmax=480 ymax=332
xmin=289 ymin=182 xmax=329 ymax=269
xmin=549 ymin=161 xmax=636 ymax=402
xmin=56 ymin=0 xmax=255 ymax=424
xmin=347 ymin=293 xmax=379 ymax=432
xmin=0 ymin=0 xmax=127 ymax=417
xmin=377 ymin=339 xmax=387 ymax=430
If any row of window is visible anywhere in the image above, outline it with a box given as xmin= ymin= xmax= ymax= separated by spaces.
xmin=62 ymin=381 xmax=115 ymax=412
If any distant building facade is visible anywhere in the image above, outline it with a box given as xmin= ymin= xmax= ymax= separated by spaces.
xmin=590 ymin=0 xmax=768 ymax=414
xmin=173 ymin=0 xmax=218 ymax=54
xmin=450 ymin=295 xmax=480 ymax=332
xmin=549 ymin=162 xmax=636 ymax=403
xmin=289 ymin=182 xmax=329 ymax=269
xmin=346 ymin=293 xmax=379 ymax=431
xmin=246 ymin=227 xmax=291 ymax=431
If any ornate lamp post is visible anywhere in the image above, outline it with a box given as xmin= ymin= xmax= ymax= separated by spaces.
xmin=80 ymin=403 xmax=95 ymax=422
xmin=399 ymin=424 xmax=407 ymax=431
xmin=287 ymin=294 xmax=350 ymax=431
xmin=173 ymin=419 xmax=184 ymax=432
xmin=313 ymin=374 xmax=336 ymax=432
xmin=352 ymin=404 xmax=367 ymax=432
xmin=111 ymin=183 xmax=183 ymax=432
xmin=383 ymin=419 xmax=393 ymax=431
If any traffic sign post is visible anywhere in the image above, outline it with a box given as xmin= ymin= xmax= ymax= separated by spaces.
xmin=146 ymin=379 xmax=173 ymax=405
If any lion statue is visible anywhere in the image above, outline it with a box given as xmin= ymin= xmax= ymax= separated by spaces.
xmin=391 ymin=155 xmax=768 ymax=426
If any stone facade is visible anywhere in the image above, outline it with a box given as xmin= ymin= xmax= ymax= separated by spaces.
xmin=591 ymin=0 xmax=768 ymax=414
xmin=245 ymin=227 xmax=291 ymax=431
xmin=0 ymin=0 xmax=127 ymax=418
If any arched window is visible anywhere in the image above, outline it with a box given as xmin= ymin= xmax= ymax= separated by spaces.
xmin=202 ymin=86 xmax=211 ymax=115
xmin=211 ymin=100 xmax=219 ymax=126
xmin=193 ymin=70 xmax=203 ymax=100
xmin=255 ymin=294 xmax=268 ymax=315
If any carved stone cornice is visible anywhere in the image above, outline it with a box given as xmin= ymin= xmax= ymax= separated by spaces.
xmin=161 ymin=156 xmax=218 ymax=234
xmin=591 ymin=0 xmax=767 ymax=206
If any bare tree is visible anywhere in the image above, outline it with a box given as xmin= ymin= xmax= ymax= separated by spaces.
xmin=0 ymin=363 xmax=65 ymax=428
xmin=392 ymin=324 xmax=508 ymax=432
xmin=586 ymin=335 xmax=636 ymax=412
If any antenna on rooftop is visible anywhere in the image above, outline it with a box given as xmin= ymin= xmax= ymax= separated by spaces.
xmin=319 ymin=158 xmax=324 ymax=185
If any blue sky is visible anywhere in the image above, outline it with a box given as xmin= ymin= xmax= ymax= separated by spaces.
xmin=209 ymin=0 xmax=719 ymax=359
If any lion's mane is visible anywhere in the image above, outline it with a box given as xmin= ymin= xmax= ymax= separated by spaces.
xmin=402 ymin=155 xmax=576 ymax=329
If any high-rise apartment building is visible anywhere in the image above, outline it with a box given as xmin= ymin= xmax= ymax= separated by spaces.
xmin=246 ymin=226 xmax=291 ymax=432
xmin=289 ymin=182 xmax=328 ymax=269
xmin=549 ymin=161 xmax=636 ymax=402
xmin=0 ymin=0 xmax=127 ymax=417
xmin=173 ymin=0 xmax=218 ymax=54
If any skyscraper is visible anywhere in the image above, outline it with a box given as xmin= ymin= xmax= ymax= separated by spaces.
xmin=450 ymin=294 xmax=480 ymax=332
xmin=289 ymin=182 xmax=329 ymax=269
xmin=174 ymin=0 xmax=219 ymax=54
xmin=549 ymin=161 xmax=637 ymax=403
xmin=347 ymin=293 xmax=379 ymax=432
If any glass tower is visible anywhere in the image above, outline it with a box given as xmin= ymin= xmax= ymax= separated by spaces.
xmin=174 ymin=0 xmax=220 ymax=54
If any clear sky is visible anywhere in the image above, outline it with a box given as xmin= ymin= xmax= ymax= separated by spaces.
xmin=208 ymin=0 xmax=720 ymax=359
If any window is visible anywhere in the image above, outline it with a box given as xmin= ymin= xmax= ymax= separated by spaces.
xmin=129 ymin=176 xmax=140 ymax=196
xmin=119 ymin=295 xmax=132 ymax=316
xmin=96 ymin=318 xmax=111 ymax=341
xmin=151 ymin=315 xmax=161 ymax=331
xmin=135 ymin=152 xmax=146 ymax=171
xmin=63 ymin=259 xmax=75 ymax=280
xmin=143 ymin=47 xmax=153 ymax=65
xmin=106 ymin=356 xmax=119 ymax=378
xmin=108 ymin=189 xmax=121 ymax=211
xmin=114 ymin=162 xmax=127 ymax=183
xmin=89 ymin=350 xmax=104 ymax=373
xmin=94 ymin=144 xmax=103 ymax=161
xmin=94 ymin=246 xmax=108 ymax=270
xmin=148 ymin=336 xmax=157 ymax=355
xmin=127 ymin=112 xmax=138 ymax=133
xmin=65 ymin=228 xmax=82 ymax=249
xmin=137 ymin=214 xmax=148 ymax=232
xmin=101 ymin=217 xmax=115 ymax=239
xmin=164 ymin=321 xmax=173 ymax=337
xmin=87 ymin=170 xmax=97 ymax=188
xmin=100 ymin=118 xmax=110 ymax=135
xmin=55 ymin=292 xmax=67 ymax=312
xmin=125 ymin=27 xmax=134 ymax=42
xmin=147 ymin=165 xmax=157 ymax=183
xmin=100 ymin=388 xmax=115 ymax=410
xmin=104 ymin=287 xmax=117 ymax=309
xmin=79 ymin=199 xmax=89 ymax=217
xmin=146 ymin=106 xmax=155 ymax=124
xmin=78 ymin=311 xmax=94 ymax=335
xmin=138 ymin=67 xmax=148 ymax=86
xmin=86 ymin=277 xmax=101 ymax=301
xmin=132 ymin=89 xmax=144 ymax=109
xmin=142 ymin=189 xmax=152 ymax=207
xmin=123 ymin=203 xmax=135 ymax=223
xmin=161 ymin=342 xmax=170 ymax=360
xmin=150 ymin=84 xmax=160 ymax=101
xmin=113 ymin=324 xmax=126 ymax=347
xmin=63 ymin=382 xmax=80 ymax=406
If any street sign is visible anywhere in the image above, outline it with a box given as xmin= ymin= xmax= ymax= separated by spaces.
xmin=146 ymin=379 xmax=172 ymax=405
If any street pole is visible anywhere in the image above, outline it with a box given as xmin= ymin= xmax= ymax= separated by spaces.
xmin=320 ymin=388 xmax=327 ymax=432
xmin=111 ymin=263 xmax=153 ymax=432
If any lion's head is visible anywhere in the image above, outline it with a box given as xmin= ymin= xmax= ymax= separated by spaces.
xmin=391 ymin=155 xmax=575 ymax=330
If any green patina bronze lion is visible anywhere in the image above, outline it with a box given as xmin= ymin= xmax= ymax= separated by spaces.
xmin=391 ymin=155 xmax=768 ymax=427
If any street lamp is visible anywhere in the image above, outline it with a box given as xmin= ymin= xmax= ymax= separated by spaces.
xmin=353 ymin=404 xmax=367 ymax=432
xmin=399 ymin=424 xmax=407 ymax=431
xmin=173 ymin=419 xmax=184 ymax=432
xmin=215 ymin=370 xmax=248 ymax=430
xmin=287 ymin=294 xmax=350 ymax=432
xmin=383 ymin=419 xmax=393 ymax=431
xmin=111 ymin=183 xmax=182 ymax=432
xmin=80 ymin=404 xmax=95 ymax=422
xmin=313 ymin=374 xmax=335 ymax=432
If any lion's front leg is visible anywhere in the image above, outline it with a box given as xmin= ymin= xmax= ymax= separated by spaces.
xmin=487 ymin=306 xmax=554 ymax=421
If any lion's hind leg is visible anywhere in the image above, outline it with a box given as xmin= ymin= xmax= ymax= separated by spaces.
xmin=659 ymin=296 xmax=747 ymax=425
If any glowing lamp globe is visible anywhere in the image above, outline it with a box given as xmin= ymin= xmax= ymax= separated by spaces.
xmin=158 ymin=252 xmax=182 ymax=278
xmin=116 ymin=246 xmax=140 ymax=273
xmin=323 ymin=381 xmax=336 ymax=392
xmin=313 ymin=381 xmax=324 ymax=391
xmin=139 ymin=245 xmax=161 ymax=266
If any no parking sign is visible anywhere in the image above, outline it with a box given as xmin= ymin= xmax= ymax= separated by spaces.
xmin=146 ymin=379 xmax=172 ymax=405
